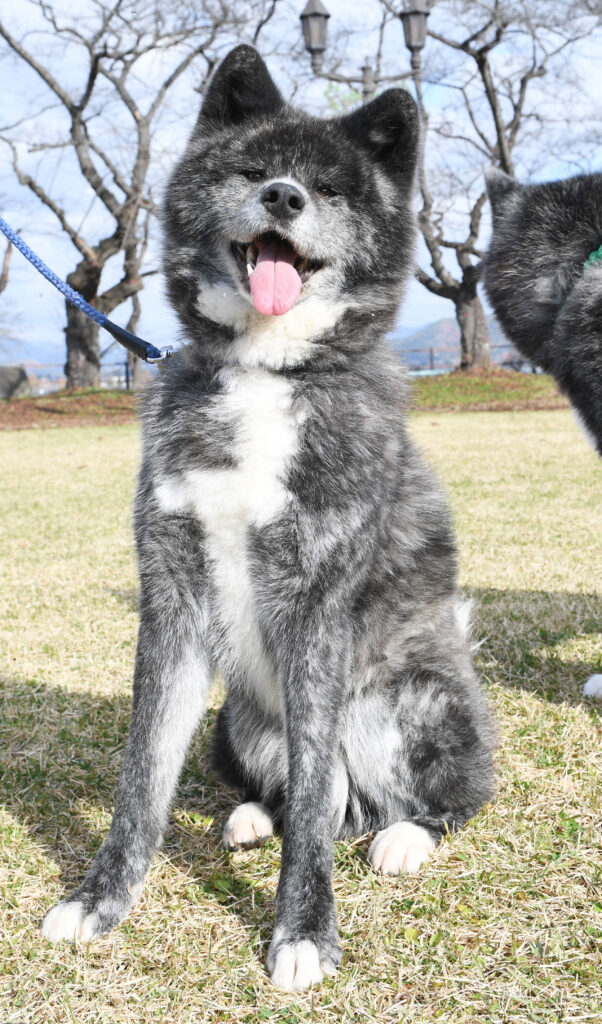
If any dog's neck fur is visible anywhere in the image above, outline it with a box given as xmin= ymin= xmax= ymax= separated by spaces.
xmin=191 ymin=280 xmax=403 ymax=372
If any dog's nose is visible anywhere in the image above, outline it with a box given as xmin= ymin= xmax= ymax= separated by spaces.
xmin=260 ymin=182 xmax=305 ymax=220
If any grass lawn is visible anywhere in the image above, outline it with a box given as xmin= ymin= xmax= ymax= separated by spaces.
xmin=411 ymin=369 xmax=567 ymax=412
xmin=0 ymin=409 xmax=600 ymax=1024
xmin=0 ymin=369 xmax=567 ymax=431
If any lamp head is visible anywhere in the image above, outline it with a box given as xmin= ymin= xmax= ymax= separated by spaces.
xmin=300 ymin=0 xmax=330 ymax=55
xmin=400 ymin=0 xmax=430 ymax=53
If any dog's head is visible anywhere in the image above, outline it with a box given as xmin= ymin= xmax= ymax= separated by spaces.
xmin=163 ymin=45 xmax=419 ymax=348
xmin=483 ymin=169 xmax=602 ymax=370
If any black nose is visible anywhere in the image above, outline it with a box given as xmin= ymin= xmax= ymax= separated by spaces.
xmin=260 ymin=181 xmax=305 ymax=220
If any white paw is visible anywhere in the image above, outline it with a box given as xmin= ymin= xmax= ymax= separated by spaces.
xmin=41 ymin=900 xmax=98 ymax=943
xmin=583 ymin=674 xmax=602 ymax=698
xmin=368 ymin=821 xmax=436 ymax=875
xmin=223 ymin=801 xmax=274 ymax=850
xmin=269 ymin=940 xmax=332 ymax=992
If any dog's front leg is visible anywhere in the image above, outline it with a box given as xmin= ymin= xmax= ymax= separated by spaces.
xmin=42 ymin=588 xmax=211 ymax=944
xmin=267 ymin=612 xmax=349 ymax=992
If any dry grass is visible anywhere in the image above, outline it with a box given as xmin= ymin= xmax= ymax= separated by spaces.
xmin=0 ymin=410 xmax=600 ymax=1023
xmin=0 ymin=369 xmax=568 ymax=433
xmin=0 ymin=389 xmax=138 ymax=431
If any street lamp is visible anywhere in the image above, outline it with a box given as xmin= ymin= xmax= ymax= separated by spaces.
xmin=300 ymin=0 xmax=330 ymax=75
xmin=300 ymin=0 xmax=431 ymax=102
xmin=399 ymin=0 xmax=431 ymax=79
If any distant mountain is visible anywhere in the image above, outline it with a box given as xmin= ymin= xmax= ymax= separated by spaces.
xmin=388 ymin=316 xmax=514 ymax=370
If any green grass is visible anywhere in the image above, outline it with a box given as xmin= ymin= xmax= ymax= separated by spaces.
xmin=412 ymin=369 xmax=566 ymax=410
xmin=1 ymin=411 xmax=601 ymax=1023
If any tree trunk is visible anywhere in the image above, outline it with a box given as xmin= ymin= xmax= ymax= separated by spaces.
xmin=125 ymin=293 xmax=145 ymax=390
xmin=456 ymin=288 xmax=490 ymax=370
xmin=64 ymin=261 xmax=102 ymax=389
xmin=1 ymin=240 xmax=13 ymax=296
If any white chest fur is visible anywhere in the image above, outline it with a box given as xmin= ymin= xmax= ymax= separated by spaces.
xmin=155 ymin=367 xmax=302 ymax=716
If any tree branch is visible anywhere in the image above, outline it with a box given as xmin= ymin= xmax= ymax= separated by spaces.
xmin=0 ymin=137 xmax=97 ymax=262
xmin=415 ymin=266 xmax=457 ymax=300
xmin=0 ymin=19 xmax=75 ymax=111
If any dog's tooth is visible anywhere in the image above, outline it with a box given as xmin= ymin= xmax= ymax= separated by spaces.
xmin=247 ymin=262 xmax=253 ymax=277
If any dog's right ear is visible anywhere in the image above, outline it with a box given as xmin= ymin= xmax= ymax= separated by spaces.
xmin=486 ymin=168 xmax=520 ymax=218
xmin=339 ymin=89 xmax=419 ymax=183
xmin=196 ymin=45 xmax=283 ymax=130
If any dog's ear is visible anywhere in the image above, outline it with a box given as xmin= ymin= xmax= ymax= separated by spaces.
xmin=340 ymin=89 xmax=419 ymax=180
xmin=197 ymin=45 xmax=283 ymax=129
xmin=486 ymin=168 xmax=520 ymax=218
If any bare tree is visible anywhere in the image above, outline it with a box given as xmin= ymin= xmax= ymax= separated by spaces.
xmin=0 ymin=0 xmax=280 ymax=388
xmin=0 ymin=235 xmax=14 ymax=350
xmin=0 ymin=238 xmax=12 ymax=297
xmin=294 ymin=0 xmax=600 ymax=368
xmin=400 ymin=0 xmax=601 ymax=368
xmin=3 ymin=1 xmax=599 ymax=379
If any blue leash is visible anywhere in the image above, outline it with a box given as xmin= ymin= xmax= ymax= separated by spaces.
xmin=0 ymin=215 xmax=171 ymax=364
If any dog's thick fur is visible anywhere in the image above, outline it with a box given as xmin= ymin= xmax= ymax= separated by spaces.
xmin=41 ymin=47 xmax=495 ymax=991
xmin=484 ymin=169 xmax=602 ymax=455
xmin=484 ymin=170 xmax=602 ymax=702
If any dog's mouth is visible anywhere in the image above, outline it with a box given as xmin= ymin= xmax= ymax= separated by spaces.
xmin=232 ymin=232 xmax=323 ymax=316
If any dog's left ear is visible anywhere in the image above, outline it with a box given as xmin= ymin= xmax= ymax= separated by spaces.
xmin=340 ymin=89 xmax=419 ymax=180
xmin=197 ymin=45 xmax=283 ymax=129
xmin=485 ymin=168 xmax=520 ymax=221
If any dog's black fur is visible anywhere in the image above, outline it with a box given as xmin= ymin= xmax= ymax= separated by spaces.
xmin=484 ymin=169 xmax=602 ymax=454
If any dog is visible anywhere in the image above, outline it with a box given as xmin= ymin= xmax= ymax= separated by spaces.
xmin=484 ymin=168 xmax=602 ymax=456
xmin=484 ymin=169 xmax=602 ymax=699
xmin=41 ymin=46 xmax=496 ymax=992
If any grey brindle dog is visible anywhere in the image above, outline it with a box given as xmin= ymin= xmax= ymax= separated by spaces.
xmin=484 ymin=168 xmax=602 ymax=456
xmin=484 ymin=169 xmax=602 ymax=701
xmin=42 ymin=47 xmax=495 ymax=992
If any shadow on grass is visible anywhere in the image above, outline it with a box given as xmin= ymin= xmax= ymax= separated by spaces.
xmin=1 ymin=584 xmax=599 ymax=943
xmin=468 ymin=587 xmax=601 ymax=705
xmin=104 ymin=586 xmax=139 ymax=612
xmin=0 ymin=672 xmax=268 ymax=942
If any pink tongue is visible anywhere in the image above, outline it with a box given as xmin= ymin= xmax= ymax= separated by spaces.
xmin=248 ymin=239 xmax=302 ymax=316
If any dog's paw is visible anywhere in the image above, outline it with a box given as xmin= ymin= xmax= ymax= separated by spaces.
xmin=223 ymin=801 xmax=274 ymax=851
xmin=269 ymin=940 xmax=329 ymax=992
xmin=368 ymin=821 xmax=435 ymax=876
xmin=267 ymin=930 xmax=342 ymax=992
xmin=583 ymin=674 xmax=602 ymax=698
xmin=41 ymin=900 xmax=101 ymax=943
xmin=41 ymin=884 xmax=139 ymax=944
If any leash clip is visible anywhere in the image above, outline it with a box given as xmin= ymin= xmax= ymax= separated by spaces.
xmin=147 ymin=346 xmax=174 ymax=364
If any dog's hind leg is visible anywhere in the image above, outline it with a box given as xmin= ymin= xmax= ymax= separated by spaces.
xmin=42 ymin=518 xmax=212 ymax=943
xmin=211 ymin=695 xmax=288 ymax=846
xmin=367 ymin=820 xmax=436 ymax=875
xmin=343 ymin=643 xmax=496 ymax=878
xmin=372 ymin=662 xmax=495 ymax=875
xmin=223 ymin=802 xmax=274 ymax=850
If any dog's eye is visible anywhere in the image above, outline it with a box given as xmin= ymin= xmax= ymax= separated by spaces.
xmin=317 ymin=184 xmax=338 ymax=199
xmin=241 ymin=169 xmax=263 ymax=183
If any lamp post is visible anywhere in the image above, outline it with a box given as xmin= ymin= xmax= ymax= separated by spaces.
xmin=399 ymin=0 xmax=430 ymax=83
xmin=300 ymin=0 xmax=430 ymax=103
xmin=300 ymin=0 xmax=330 ymax=76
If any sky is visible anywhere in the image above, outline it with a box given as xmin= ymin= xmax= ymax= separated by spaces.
xmin=1 ymin=0 xmax=601 ymax=368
